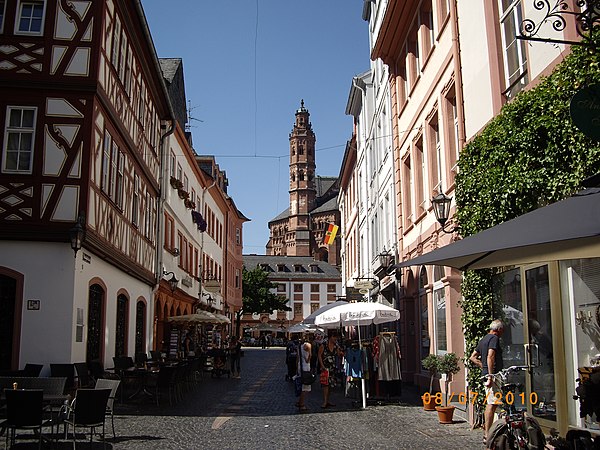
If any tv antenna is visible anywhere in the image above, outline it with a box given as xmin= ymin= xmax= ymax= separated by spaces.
xmin=186 ymin=100 xmax=204 ymax=132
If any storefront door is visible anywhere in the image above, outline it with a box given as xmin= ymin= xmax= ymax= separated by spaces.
xmin=524 ymin=264 xmax=557 ymax=423
xmin=496 ymin=265 xmax=561 ymax=429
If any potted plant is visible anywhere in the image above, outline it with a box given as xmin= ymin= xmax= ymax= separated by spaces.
xmin=170 ymin=176 xmax=183 ymax=190
xmin=421 ymin=353 xmax=440 ymax=411
xmin=435 ymin=352 xmax=461 ymax=424
xmin=177 ymin=189 xmax=189 ymax=200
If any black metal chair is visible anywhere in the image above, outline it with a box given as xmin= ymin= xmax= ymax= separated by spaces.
xmin=22 ymin=363 xmax=44 ymax=377
xmin=1 ymin=389 xmax=52 ymax=449
xmin=146 ymin=366 xmax=178 ymax=406
xmin=64 ymin=388 xmax=111 ymax=449
xmin=135 ymin=352 xmax=149 ymax=367
xmin=74 ymin=362 xmax=94 ymax=388
xmin=94 ymin=379 xmax=120 ymax=439
xmin=50 ymin=363 xmax=75 ymax=394
xmin=112 ymin=356 xmax=135 ymax=373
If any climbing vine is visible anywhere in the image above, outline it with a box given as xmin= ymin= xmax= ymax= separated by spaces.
xmin=455 ymin=33 xmax=600 ymax=398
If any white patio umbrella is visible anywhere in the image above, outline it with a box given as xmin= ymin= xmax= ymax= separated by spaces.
xmin=287 ymin=323 xmax=325 ymax=334
xmin=168 ymin=311 xmax=222 ymax=325
xmin=211 ymin=312 xmax=231 ymax=324
xmin=303 ymin=300 xmax=348 ymax=325
xmin=314 ymin=301 xmax=400 ymax=409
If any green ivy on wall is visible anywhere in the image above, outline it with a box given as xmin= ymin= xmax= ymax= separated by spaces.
xmin=455 ymin=33 xmax=600 ymax=397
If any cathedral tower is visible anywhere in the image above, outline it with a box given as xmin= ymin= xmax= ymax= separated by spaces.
xmin=288 ymin=100 xmax=316 ymax=256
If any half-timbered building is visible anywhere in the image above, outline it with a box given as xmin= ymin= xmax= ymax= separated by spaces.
xmin=0 ymin=0 xmax=174 ymax=371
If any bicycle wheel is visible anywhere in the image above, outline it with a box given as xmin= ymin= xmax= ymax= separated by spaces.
xmin=490 ymin=433 xmax=511 ymax=450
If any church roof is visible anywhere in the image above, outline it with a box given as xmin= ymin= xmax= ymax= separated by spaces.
xmin=243 ymin=255 xmax=341 ymax=280
xmin=271 ymin=207 xmax=290 ymax=223
xmin=268 ymin=176 xmax=339 ymax=224
xmin=311 ymin=196 xmax=338 ymax=215
xmin=315 ymin=176 xmax=337 ymax=197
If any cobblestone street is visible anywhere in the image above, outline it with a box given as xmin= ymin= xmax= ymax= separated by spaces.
xmin=107 ymin=347 xmax=482 ymax=449
xmin=11 ymin=348 xmax=483 ymax=449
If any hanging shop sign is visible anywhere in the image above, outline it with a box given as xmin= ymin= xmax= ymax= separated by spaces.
xmin=570 ymin=84 xmax=600 ymax=142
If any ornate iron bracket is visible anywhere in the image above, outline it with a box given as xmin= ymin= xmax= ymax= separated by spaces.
xmin=519 ymin=0 xmax=600 ymax=47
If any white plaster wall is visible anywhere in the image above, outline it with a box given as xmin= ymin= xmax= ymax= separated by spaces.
xmin=456 ymin=1 xmax=495 ymax=140
xmin=0 ymin=241 xmax=152 ymax=372
xmin=0 ymin=242 xmax=76 ymax=372
xmin=73 ymin=246 xmax=154 ymax=369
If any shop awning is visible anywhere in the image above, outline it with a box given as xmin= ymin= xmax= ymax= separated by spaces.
xmin=395 ymin=188 xmax=600 ymax=270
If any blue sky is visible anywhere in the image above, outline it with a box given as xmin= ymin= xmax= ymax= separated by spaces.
xmin=142 ymin=1 xmax=369 ymax=253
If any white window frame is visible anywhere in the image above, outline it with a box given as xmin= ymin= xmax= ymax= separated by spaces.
xmin=101 ymin=131 xmax=111 ymax=191
xmin=144 ymin=191 xmax=152 ymax=239
xmin=111 ymin=18 xmax=121 ymax=67
xmin=132 ymin=173 xmax=139 ymax=226
xmin=3 ymin=106 xmax=37 ymax=174
xmin=0 ymin=0 xmax=7 ymax=33
xmin=15 ymin=0 xmax=45 ymax=35
xmin=432 ymin=266 xmax=447 ymax=354
xmin=499 ymin=0 xmax=528 ymax=98
xmin=116 ymin=149 xmax=125 ymax=208
xmin=109 ymin=140 xmax=118 ymax=200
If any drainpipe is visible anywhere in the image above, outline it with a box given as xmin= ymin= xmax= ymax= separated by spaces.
xmin=154 ymin=120 xmax=176 ymax=291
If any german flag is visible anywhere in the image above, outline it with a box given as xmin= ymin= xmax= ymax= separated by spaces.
xmin=323 ymin=223 xmax=338 ymax=245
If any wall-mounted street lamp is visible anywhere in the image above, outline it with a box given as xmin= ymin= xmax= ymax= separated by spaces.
xmin=69 ymin=213 xmax=85 ymax=257
xmin=163 ymin=270 xmax=179 ymax=293
xmin=377 ymin=248 xmax=393 ymax=268
xmin=431 ymin=192 xmax=458 ymax=234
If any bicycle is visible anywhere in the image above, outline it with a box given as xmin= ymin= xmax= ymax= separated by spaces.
xmin=482 ymin=365 xmax=546 ymax=450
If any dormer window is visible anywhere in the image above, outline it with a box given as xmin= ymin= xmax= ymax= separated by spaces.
xmin=310 ymin=264 xmax=319 ymax=273
xmin=294 ymin=264 xmax=303 ymax=272
xmin=277 ymin=264 xmax=286 ymax=272
xmin=259 ymin=263 xmax=270 ymax=272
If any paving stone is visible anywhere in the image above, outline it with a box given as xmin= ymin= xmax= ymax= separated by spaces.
xmin=6 ymin=348 xmax=483 ymax=449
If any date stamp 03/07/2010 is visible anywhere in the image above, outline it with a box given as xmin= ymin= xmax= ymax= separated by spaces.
xmin=422 ymin=391 xmax=539 ymax=406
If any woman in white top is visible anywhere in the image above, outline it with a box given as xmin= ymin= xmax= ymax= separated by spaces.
xmin=297 ymin=333 xmax=312 ymax=412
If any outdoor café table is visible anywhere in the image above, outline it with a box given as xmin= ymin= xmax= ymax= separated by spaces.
xmin=124 ymin=366 xmax=160 ymax=400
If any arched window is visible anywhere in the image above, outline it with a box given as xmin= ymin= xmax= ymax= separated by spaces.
xmin=87 ymin=284 xmax=105 ymax=362
xmin=135 ymin=301 xmax=146 ymax=354
xmin=115 ymin=294 xmax=128 ymax=357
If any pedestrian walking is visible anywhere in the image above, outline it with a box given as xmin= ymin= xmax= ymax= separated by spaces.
xmin=296 ymin=332 xmax=313 ymax=412
xmin=260 ymin=334 xmax=266 ymax=349
xmin=318 ymin=331 xmax=343 ymax=409
xmin=229 ymin=335 xmax=242 ymax=378
xmin=469 ymin=319 xmax=505 ymax=446
xmin=285 ymin=336 xmax=299 ymax=381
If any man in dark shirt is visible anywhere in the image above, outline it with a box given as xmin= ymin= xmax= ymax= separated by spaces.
xmin=469 ymin=319 xmax=505 ymax=446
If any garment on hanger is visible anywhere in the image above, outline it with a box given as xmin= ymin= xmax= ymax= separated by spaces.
xmin=345 ymin=347 xmax=364 ymax=378
xmin=377 ymin=333 xmax=401 ymax=381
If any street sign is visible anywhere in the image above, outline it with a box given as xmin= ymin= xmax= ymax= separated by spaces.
xmin=204 ymin=279 xmax=221 ymax=293
xmin=354 ymin=278 xmax=377 ymax=290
